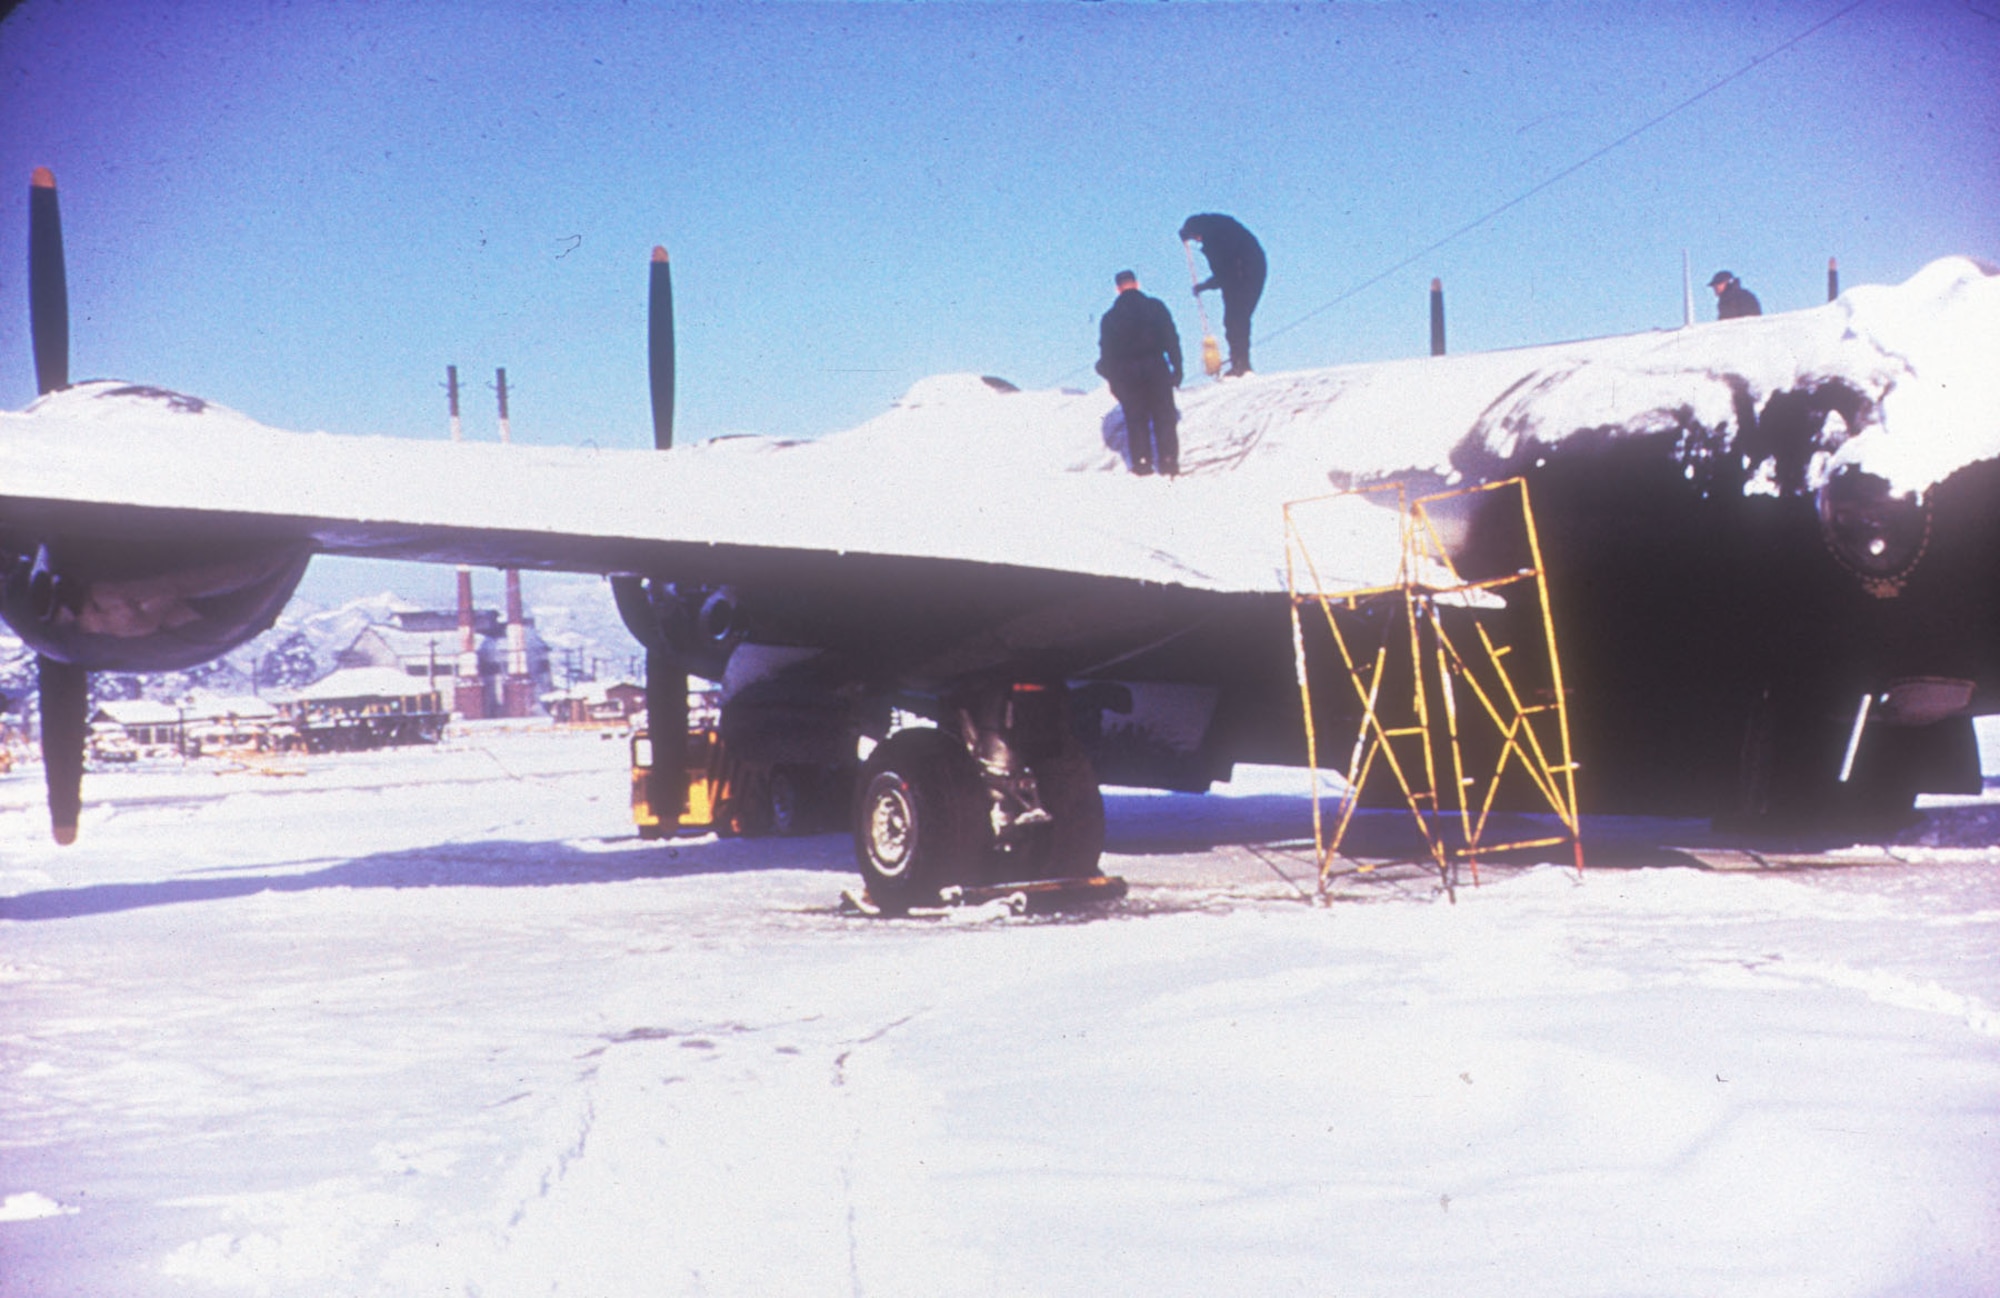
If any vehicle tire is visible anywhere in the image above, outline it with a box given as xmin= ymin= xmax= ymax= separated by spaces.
xmin=819 ymin=763 xmax=858 ymax=833
xmin=767 ymin=765 xmax=810 ymax=836
xmin=853 ymin=728 xmax=990 ymax=910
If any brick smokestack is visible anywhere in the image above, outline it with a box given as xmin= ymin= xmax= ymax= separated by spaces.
xmin=448 ymin=365 xmax=486 ymax=719
xmin=497 ymin=368 xmax=535 ymax=718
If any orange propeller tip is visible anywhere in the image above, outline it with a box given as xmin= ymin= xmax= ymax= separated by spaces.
xmin=53 ymin=823 xmax=77 ymax=846
xmin=31 ymin=166 xmax=56 ymax=189
xmin=652 ymin=245 xmax=669 ymax=262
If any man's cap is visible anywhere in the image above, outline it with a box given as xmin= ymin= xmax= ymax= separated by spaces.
xmin=1708 ymin=270 xmax=1736 ymax=287
xmin=1115 ymin=269 xmax=1137 ymax=286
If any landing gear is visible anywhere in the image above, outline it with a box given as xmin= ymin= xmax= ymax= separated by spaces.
xmin=642 ymin=673 xmax=1119 ymax=912
xmin=998 ymin=747 xmax=1105 ymax=881
xmin=1722 ymin=686 xmax=1980 ymax=836
xmin=853 ymin=728 xmax=991 ymax=910
xmin=850 ymin=681 xmax=1116 ymax=912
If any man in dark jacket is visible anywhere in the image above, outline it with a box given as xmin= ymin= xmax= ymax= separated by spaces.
xmin=1708 ymin=270 xmax=1762 ymax=319
xmin=1096 ymin=270 xmax=1183 ymax=476
xmin=1180 ymin=213 xmax=1266 ymax=376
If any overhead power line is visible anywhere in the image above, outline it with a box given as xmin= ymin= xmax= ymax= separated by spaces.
xmin=1261 ymin=0 xmax=1873 ymax=350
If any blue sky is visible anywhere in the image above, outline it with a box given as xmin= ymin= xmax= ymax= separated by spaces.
xmin=2 ymin=0 xmax=1996 ymax=606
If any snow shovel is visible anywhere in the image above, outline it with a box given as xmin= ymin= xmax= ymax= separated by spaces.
xmin=1184 ymin=239 xmax=1224 ymax=378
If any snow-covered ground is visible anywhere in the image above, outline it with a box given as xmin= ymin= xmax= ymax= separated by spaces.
xmin=3 ymin=724 xmax=1998 ymax=1296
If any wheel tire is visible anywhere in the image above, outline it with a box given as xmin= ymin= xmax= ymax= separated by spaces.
xmin=1032 ymin=748 xmax=1106 ymax=878
xmin=996 ymin=746 xmax=1107 ymax=881
xmin=853 ymin=729 xmax=990 ymax=910
xmin=767 ymin=765 xmax=809 ymax=836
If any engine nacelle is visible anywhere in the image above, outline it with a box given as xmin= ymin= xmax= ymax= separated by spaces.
xmin=610 ymin=575 xmax=747 ymax=683
xmin=1815 ymin=467 xmax=1932 ymax=598
xmin=0 ymin=540 xmax=311 ymax=672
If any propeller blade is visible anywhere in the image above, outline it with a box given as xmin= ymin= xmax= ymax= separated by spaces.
xmin=30 ymin=168 xmax=85 ymax=842
xmin=644 ymin=245 xmax=687 ymax=827
xmin=30 ymin=168 xmax=69 ymax=395
xmin=648 ymin=246 xmax=675 ymax=451
xmin=37 ymin=656 xmax=87 ymax=845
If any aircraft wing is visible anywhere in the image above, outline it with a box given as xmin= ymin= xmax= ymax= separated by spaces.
xmin=0 ymin=378 xmax=1411 ymax=595
xmin=9 ymin=252 xmax=1998 ymax=602
xmin=6 ymin=254 xmax=2000 ymax=849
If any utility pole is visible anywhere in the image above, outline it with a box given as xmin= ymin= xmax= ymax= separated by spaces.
xmin=1429 ymin=278 xmax=1446 ymax=356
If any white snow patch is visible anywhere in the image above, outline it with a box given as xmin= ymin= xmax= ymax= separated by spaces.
xmin=0 ymin=1192 xmax=79 ymax=1222
xmin=2 ymin=731 xmax=1998 ymax=1295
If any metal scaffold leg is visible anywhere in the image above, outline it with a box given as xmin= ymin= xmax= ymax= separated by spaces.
xmin=1285 ymin=478 xmax=1583 ymax=900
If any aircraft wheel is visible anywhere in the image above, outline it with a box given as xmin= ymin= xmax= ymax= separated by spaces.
xmin=853 ymin=729 xmax=989 ymax=910
xmin=1024 ymin=747 xmax=1105 ymax=879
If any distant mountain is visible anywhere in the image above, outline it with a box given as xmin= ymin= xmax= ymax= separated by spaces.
xmin=524 ymin=575 xmax=646 ymax=685
xmin=0 ymin=578 xmax=635 ymax=725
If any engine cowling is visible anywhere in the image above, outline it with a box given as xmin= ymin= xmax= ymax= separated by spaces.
xmin=0 ymin=539 xmax=311 ymax=672
xmin=1815 ymin=467 xmax=1932 ymax=598
xmin=610 ymin=574 xmax=746 ymax=683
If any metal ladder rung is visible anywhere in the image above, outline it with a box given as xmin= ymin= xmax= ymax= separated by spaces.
xmin=1475 ymin=835 xmax=1573 ymax=853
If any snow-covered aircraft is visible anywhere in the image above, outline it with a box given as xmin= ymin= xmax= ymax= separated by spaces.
xmin=6 ymin=169 xmax=1999 ymax=904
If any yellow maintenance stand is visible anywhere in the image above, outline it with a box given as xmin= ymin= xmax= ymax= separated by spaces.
xmin=1285 ymin=478 xmax=1583 ymax=898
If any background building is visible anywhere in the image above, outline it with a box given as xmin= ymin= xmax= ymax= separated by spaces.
xmin=336 ymin=607 xmax=552 ymax=719
xmin=540 ymin=679 xmax=646 ymax=726
xmin=284 ymin=668 xmax=446 ymax=751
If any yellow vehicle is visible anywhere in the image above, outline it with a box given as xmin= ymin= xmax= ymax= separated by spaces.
xmin=631 ymin=696 xmax=851 ymax=840
xmin=631 ymin=722 xmax=734 ymax=838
